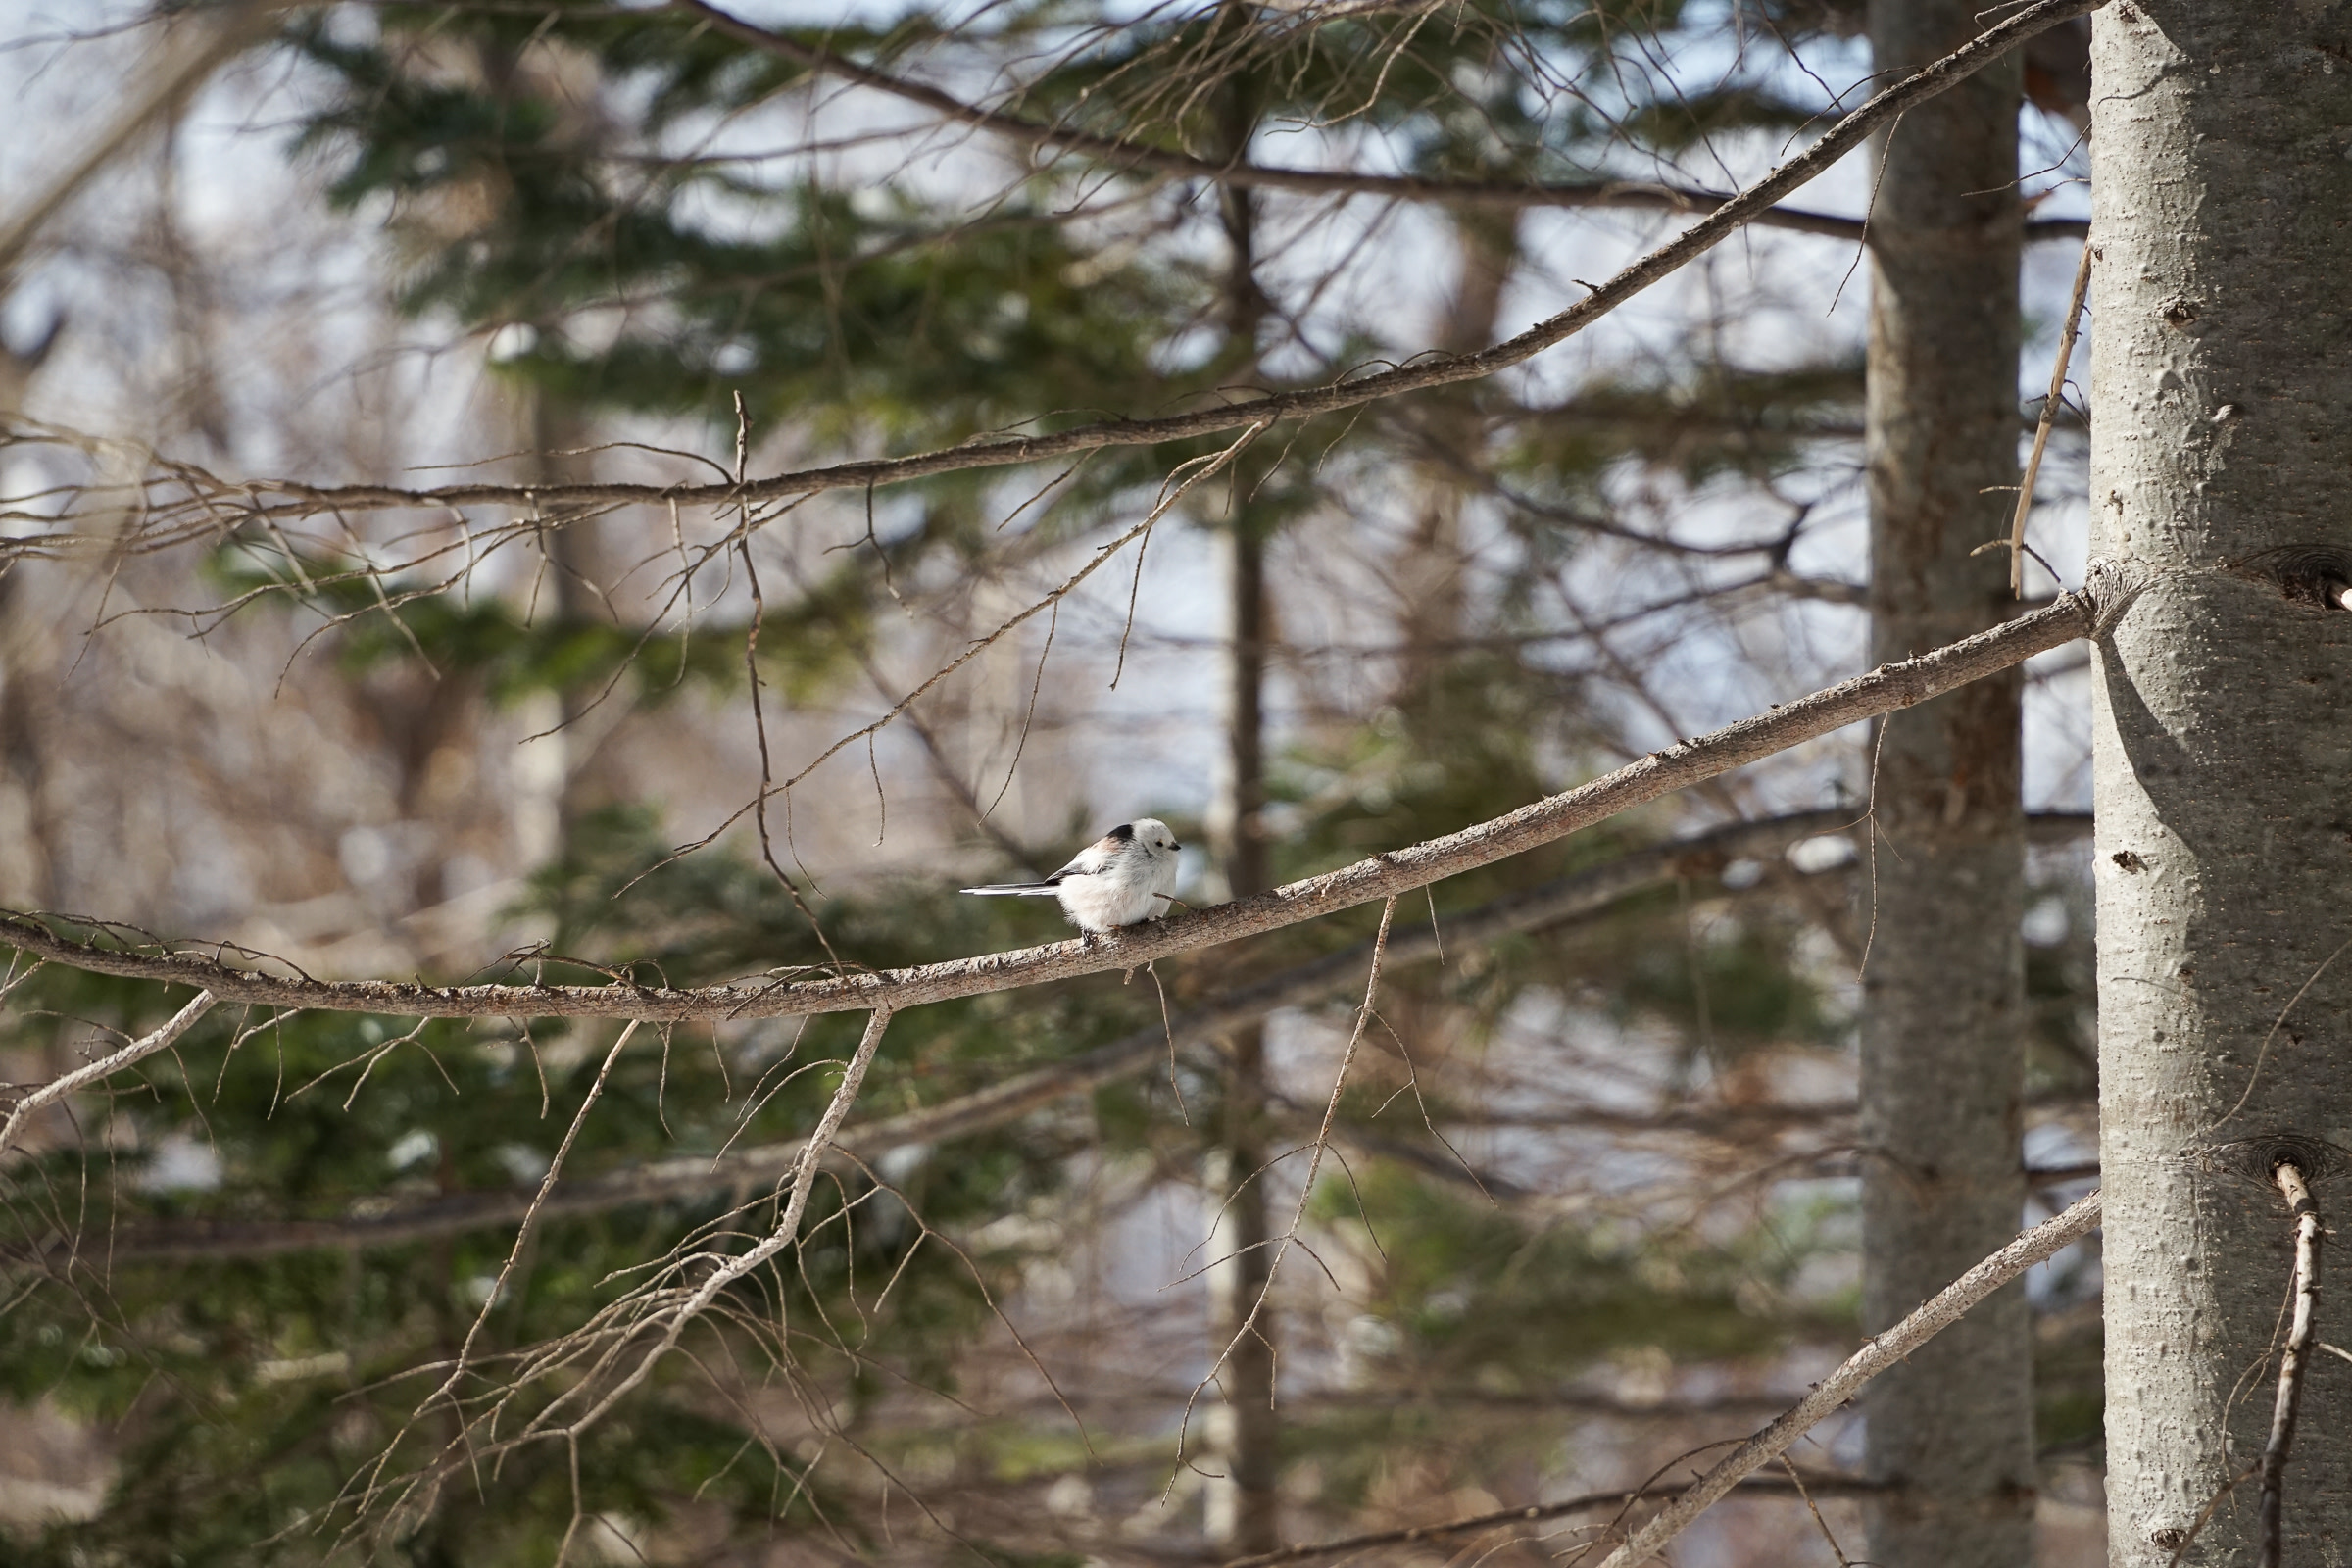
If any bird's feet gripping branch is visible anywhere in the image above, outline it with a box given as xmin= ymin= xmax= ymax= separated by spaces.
xmin=961 ymin=819 xmax=1184 ymax=934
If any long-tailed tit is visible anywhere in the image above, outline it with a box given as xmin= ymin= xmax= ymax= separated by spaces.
xmin=962 ymin=818 xmax=1183 ymax=933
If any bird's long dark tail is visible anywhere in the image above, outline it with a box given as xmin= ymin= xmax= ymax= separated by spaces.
xmin=960 ymin=882 xmax=1061 ymax=897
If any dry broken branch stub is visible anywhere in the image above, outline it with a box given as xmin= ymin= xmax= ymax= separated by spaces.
xmin=1218 ymin=1473 xmax=1883 ymax=1568
xmin=2261 ymin=1161 xmax=2323 ymax=1568
xmin=0 ymin=588 xmax=2102 ymax=1025
xmin=108 ymin=0 xmax=2100 ymax=527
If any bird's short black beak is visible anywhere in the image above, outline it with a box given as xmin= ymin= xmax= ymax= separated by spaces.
xmin=1171 ymin=841 xmax=1183 ymax=852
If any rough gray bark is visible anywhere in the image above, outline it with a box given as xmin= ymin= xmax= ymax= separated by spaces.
xmin=2089 ymin=5 xmax=2352 ymax=1563
xmin=1859 ymin=3 xmax=2034 ymax=1564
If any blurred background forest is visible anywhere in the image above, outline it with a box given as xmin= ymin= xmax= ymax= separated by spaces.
xmin=0 ymin=1 xmax=2103 ymax=1563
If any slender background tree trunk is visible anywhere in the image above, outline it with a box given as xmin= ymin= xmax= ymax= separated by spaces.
xmin=1859 ymin=4 xmax=2034 ymax=1564
xmin=2091 ymin=5 xmax=2352 ymax=1561
xmin=1204 ymin=45 xmax=1281 ymax=1553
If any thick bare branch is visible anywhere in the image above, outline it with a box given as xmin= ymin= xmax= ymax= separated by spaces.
xmin=152 ymin=0 xmax=2099 ymax=522
xmin=676 ymin=0 xmax=2086 ymax=247
xmin=0 ymin=588 xmax=2100 ymax=1023
xmin=1589 ymin=1191 xmax=2105 ymax=1568
xmin=0 ymin=990 xmax=217 ymax=1154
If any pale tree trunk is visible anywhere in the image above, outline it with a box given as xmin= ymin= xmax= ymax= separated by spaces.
xmin=1204 ymin=55 xmax=1281 ymax=1556
xmin=1859 ymin=4 xmax=2034 ymax=1565
xmin=1396 ymin=207 xmax=1515 ymax=697
xmin=2091 ymin=5 xmax=2352 ymax=1562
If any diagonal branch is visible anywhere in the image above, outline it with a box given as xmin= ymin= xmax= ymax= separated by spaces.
xmin=533 ymin=1007 xmax=892 ymax=1441
xmin=0 ymin=3 xmax=290 ymax=281
xmin=1588 ymin=1191 xmax=2104 ymax=1568
xmin=1220 ymin=1473 xmax=1883 ymax=1568
xmin=171 ymin=0 xmax=2101 ymax=522
xmin=0 ymin=990 xmax=217 ymax=1155
xmin=675 ymin=0 xmax=2086 ymax=246
xmin=2260 ymin=1161 xmax=2323 ymax=1568
xmin=0 ymin=587 xmax=2101 ymax=1023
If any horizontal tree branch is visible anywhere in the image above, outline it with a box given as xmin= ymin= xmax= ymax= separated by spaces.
xmin=18 ymin=803 xmax=2088 ymax=1266
xmin=0 ymin=587 xmax=2102 ymax=1027
xmin=1588 ymin=1190 xmax=2106 ymax=1568
xmin=24 ymin=808 xmax=1865 ymax=1263
xmin=1220 ymin=1473 xmax=1884 ymax=1568
xmin=675 ymin=0 xmax=2087 ymax=247
xmin=183 ymin=0 xmax=2098 ymax=521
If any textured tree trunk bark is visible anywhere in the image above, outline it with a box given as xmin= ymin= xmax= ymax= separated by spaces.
xmin=1859 ymin=5 xmax=2034 ymax=1565
xmin=2090 ymin=6 xmax=2352 ymax=1563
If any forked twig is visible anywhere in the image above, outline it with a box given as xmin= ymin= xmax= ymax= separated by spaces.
xmin=535 ymin=1007 xmax=893 ymax=1441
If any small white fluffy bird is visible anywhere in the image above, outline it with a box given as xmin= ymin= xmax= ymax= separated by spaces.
xmin=961 ymin=818 xmax=1183 ymax=933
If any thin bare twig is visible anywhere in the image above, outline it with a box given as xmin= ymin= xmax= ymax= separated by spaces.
xmin=541 ymin=1007 xmax=892 ymax=1440
xmin=0 ymin=990 xmax=216 ymax=1154
xmin=0 ymin=3 xmax=289 ymax=278
xmin=2260 ymin=1161 xmax=2323 ymax=1568
xmin=1218 ymin=1473 xmax=1880 ymax=1568
xmin=1587 ymin=1190 xmax=2104 ymax=1568
xmin=672 ymin=0 xmax=2082 ymax=246
xmin=2005 ymin=237 xmax=2094 ymax=594
xmin=0 ymin=589 xmax=2104 ymax=1023
xmin=107 ymin=0 xmax=2101 ymax=526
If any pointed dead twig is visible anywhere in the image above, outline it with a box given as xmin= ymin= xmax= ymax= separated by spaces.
xmin=1585 ymin=1190 xmax=2103 ymax=1568
xmin=0 ymin=990 xmax=216 ymax=1155
xmin=2005 ymin=237 xmax=2094 ymax=595
xmin=2260 ymin=1161 xmax=2323 ymax=1568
